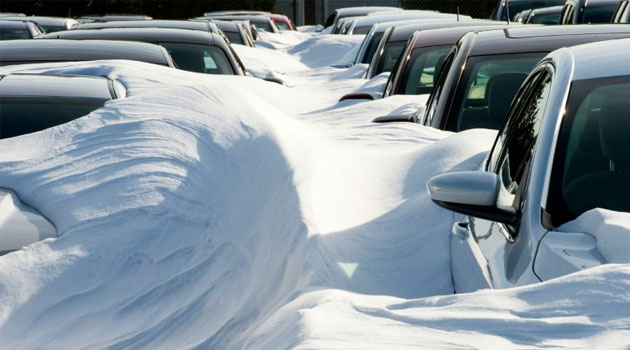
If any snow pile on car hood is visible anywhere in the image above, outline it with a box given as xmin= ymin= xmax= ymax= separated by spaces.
xmin=0 ymin=32 xmax=629 ymax=350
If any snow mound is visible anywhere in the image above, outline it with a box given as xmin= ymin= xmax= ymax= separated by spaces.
xmin=558 ymin=209 xmax=630 ymax=263
xmin=286 ymin=34 xmax=364 ymax=68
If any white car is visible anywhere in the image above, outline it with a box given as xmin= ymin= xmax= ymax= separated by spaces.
xmin=428 ymin=38 xmax=630 ymax=292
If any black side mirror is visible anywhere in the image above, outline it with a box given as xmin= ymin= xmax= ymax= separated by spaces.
xmin=372 ymin=115 xmax=413 ymax=123
xmin=263 ymin=77 xmax=288 ymax=86
xmin=339 ymin=93 xmax=374 ymax=102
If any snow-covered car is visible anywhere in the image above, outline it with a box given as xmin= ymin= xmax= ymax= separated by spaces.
xmin=0 ymin=19 xmax=43 ymax=40
xmin=201 ymin=15 xmax=279 ymax=34
xmin=427 ymin=38 xmax=630 ymax=292
xmin=420 ymin=25 xmax=630 ymax=131
xmin=210 ymin=19 xmax=255 ymax=47
xmin=346 ymin=10 xmax=470 ymax=36
xmin=365 ymin=20 xmax=497 ymax=79
xmin=0 ymin=73 xmax=125 ymax=139
xmin=42 ymin=27 xmax=246 ymax=75
xmin=558 ymin=0 xmax=619 ymax=24
xmin=0 ymin=39 xmax=176 ymax=67
xmin=1 ymin=16 xmax=77 ymax=33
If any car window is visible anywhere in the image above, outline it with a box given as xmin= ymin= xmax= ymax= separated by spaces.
xmin=493 ymin=71 xmax=552 ymax=235
xmin=224 ymin=31 xmax=244 ymax=45
xmin=547 ymin=76 xmax=630 ymax=226
xmin=275 ymin=21 xmax=289 ymax=31
xmin=580 ymin=3 xmax=618 ymax=23
xmin=252 ymin=21 xmax=273 ymax=32
xmin=362 ymin=32 xmax=384 ymax=64
xmin=375 ymin=41 xmax=406 ymax=77
xmin=162 ymin=43 xmax=234 ymax=75
xmin=529 ymin=12 xmax=561 ymax=24
xmin=422 ymin=48 xmax=456 ymax=126
xmin=400 ymin=45 xmax=452 ymax=96
xmin=0 ymin=27 xmax=31 ymax=40
xmin=448 ymin=53 xmax=546 ymax=132
xmin=0 ymin=97 xmax=108 ymax=139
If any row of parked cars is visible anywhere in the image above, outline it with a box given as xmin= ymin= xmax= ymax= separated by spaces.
xmin=323 ymin=3 xmax=630 ymax=291
xmin=0 ymin=10 xmax=296 ymax=256
xmin=1 ymin=5 xmax=629 ymax=292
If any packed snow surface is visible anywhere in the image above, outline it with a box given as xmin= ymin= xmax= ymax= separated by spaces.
xmin=0 ymin=30 xmax=628 ymax=349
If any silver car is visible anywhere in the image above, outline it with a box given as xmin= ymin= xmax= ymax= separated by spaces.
xmin=427 ymin=38 xmax=630 ymax=292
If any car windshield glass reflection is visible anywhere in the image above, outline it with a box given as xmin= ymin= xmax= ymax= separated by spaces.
xmin=0 ymin=97 xmax=108 ymax=139
xmin=548 ymin=76 xmax=630 ymax=225
xmin=162 ymin=43 xmax=234 ymax=74
xmin=375 ymin=41 xmax=406 ymax=76
xmin=400 ymin=45 xmax=451 ymax=95
xmin=449 ymin=53 xmax=545 ymax=131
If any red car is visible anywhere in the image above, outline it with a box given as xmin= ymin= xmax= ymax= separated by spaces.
xmin=269 ymin=14 xmax=295 ymax=31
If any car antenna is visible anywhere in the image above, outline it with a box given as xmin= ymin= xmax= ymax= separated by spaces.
xmin=456 ymin=6 xmax=460 ymax=21
xmin=505 ymin=0 xmax=511 ymax=24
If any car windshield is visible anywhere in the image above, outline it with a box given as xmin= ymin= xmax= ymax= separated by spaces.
xmin=399 ymin=45 xmax=452 ymax=95
xmin=0 ymin=97 xmax=108 ymax=139
xmin=0 ymin=27 xmax=31 ymax=40
xmin=275 ymin=21 xmax=289 ymax=31
xmin=353 ymin=25 xmax=372 ymax=35
xmin=547 ymin=76 xmax=630 ymax=225
xmin=252 ymin=20 xmax=273 ymax=32
xmin=361 ymin=31 xmax=384 ymax=64
xmin=161 ymin=43 xmax=234 ymax=74
xmin=579 ymin=3 xmax=618 ymax=23
xmin=447 ymin=53 xmax=545 ymax=131
xmin=224 ymin=31 xmax=244 ymax=45
xmin=375 ymin=41 xmax=406 ymax=76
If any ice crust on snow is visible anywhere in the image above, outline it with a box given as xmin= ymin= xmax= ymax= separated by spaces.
xmin=0 ymin=30 xmax=628 ymax=349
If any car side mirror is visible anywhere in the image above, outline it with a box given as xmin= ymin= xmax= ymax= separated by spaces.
xmin=427 ymin=171 xmax=518 ymax=225
xmin=339 ymin=93 xmax=374 ymax=102
xmin=372 ymin=115 xmax=413 ymax=123
xmin=263 ymin=77 xmax=288 ymax=86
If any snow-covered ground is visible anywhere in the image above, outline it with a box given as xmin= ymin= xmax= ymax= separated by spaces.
xmin=0 ymin=30 xmax=628 ymax=349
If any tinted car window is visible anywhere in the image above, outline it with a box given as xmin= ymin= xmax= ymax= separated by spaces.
xmin=547 ymin=76 xmax=630 ymax=225
xmin=494 ymin=71 xmax=552 ymax=234
xmin=0 ymin=97 xmax=107 ymax=139
xmin=448 ymin=53 xmax=545 ymax=131
xmin=252 ymin=20 xmax=272 ymax=32
xmin=353 ymin=25 xmax=372 ymax=35
xmin=580 ymin=3 xmax=618 ymax=23
xmin=529 ymin=12 xmax=560 ymax=24
xmin=0 ymin=27 xmax=31 ymax=40
xmin=162 ymin=43 xmax=234 ymax=74
xmin=275 ymin=21 xmax=289 ymax=31
xmin=224 ymin=31 xmax=244 ymax=45
xmin=423 ymin=49 xmax=456 ymax=126
xmin=400 ymin=45 xmax=452 ymax=95
xmin=375 ymin=41 xmax=406 ymax=76
xmin=362 ymin=32 xmax=384 ymax=64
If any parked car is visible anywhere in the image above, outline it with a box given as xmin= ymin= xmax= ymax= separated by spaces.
xmin=1 ymin=16 xmax=77 ymax=32
xmin=524 ymin=5 xmax=563 ymax=23
xmin=0 ymin=20 xmax=43 ymax=40
xmin=611 ymin=0 xmax=630 ymax=22
xmin=427 ymin=38 xmax=630 ymax=292
xmin=382 ymin=24 xmax=513 ymax=98
xmin=324 ymin=6 xmax=400 ymax=30
xmin=355 ymin=19 xmax=433 ymax=65
xmin=559 ymin=0 xmax=619 ymax=23
xmin=0 ymin=39 xmax=176 ymax=67
xmin=0 ymin=73 xmax=125 ymax=139
xmin=490 ymin=0 xmax=565 ymax=21
xmin=366 ymin=20 xmax=497 ymax=79
xmin=346 ymin=11 xmax=472 ymax=36
xmin=202 ymin=15 xmax=279 ymax=34
xmin=420 ymin=25 xmax=630 ymax=132
xmin=43 ymin=28 xmax=245 ymax=75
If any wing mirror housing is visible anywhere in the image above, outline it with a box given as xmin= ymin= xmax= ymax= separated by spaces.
xmin=263 ymin=77 xmax=288 ymax=86
xmin=339 ymin=92 xmax=374 ymax=102
xmin=372 ymin=115 xmax=413 ymax=123
xmin=427 ymin=171 xmax=518 ymax=226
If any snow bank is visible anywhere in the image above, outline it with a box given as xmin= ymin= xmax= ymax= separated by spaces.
xmin=558 ymin=209 xmax=630 ymax=264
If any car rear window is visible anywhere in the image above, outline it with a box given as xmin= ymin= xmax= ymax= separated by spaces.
xmin=400 ymin=45 xmax=452 ymax=95
xmin=0 ymin=27 xmax=31 ymax=40
xmin=0 ymin=97 xmax=108 ymax=139
xmin=161 ymin=43 xmax=234 ymax=75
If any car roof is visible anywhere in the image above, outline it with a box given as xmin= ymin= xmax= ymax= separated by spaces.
xmin=412 ymin=24 xmax=516 ymax=49
xmin=210 ymin=19 xmax=241 ymax=32
xmin=0 ymin=73 xmax=114 ymax=99
xmin=1 ymin=16 xmax=75 ymax=26
xmin=76 ymin=19 xmax=215 ymax=33
xmin=388 ymin=20 xmax=499 ymax=42
xmin=204 ymin=11 xmax=270 ymax=16
xmin=350 ymin=11 xmax=461 ymax=29
xmin=42 ymin=27 xmax=216 ymax=45
xmin=554 ymin=38 xmax=630 ymax=81
xmin=80 ymin=14 xmax=152 ymax=21
xmin=0 ymin=39 xmax=173 ymax=66
xmin=469 ymin=24 xmax=630 ymax=56
xmin=336 ymin=7 xmax=400 ymax=16
xmin=0 ymin=19 xmax=33 ymax=29
xmin=204 ymin=15 xmax=271 ymax=24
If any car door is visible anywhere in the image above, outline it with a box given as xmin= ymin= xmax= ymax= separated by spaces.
xmin=455 ymin=66 xmax=554 ymax=291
